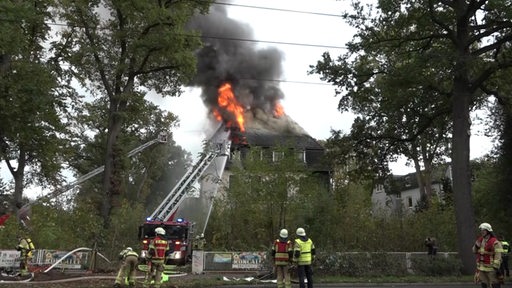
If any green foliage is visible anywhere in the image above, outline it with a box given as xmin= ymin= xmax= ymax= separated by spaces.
xmin=316 ymin=252 xmax=409 ymax=277
xmin=0 ymin=0 xmax=75 ymax=205
xmin=311 ymin=0 xmax=512 ymax=274
xmin=411 ymin=255 xmax=463 ymax=276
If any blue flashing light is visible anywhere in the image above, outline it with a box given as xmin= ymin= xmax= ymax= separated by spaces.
xmin=146 ymin=217 xmax=152 ymax=221
xmin=176 ymin=218 xmax=184 ymax=223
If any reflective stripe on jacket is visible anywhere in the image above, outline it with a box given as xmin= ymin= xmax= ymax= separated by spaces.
xmin=294 ymin=238 xmax=314 ymax=265
xmin=149 ymin=236 xmax=169 ymax=263
xmin=273 ymin=239 xmax=292 ymax=265
xmin=475 ymin=236 xmax=502 ymax=271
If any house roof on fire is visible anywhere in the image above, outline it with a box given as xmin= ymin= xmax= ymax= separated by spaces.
xmin=243 ymin=130 xmax=324 ymax=150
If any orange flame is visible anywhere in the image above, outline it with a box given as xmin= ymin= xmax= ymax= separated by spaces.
xmin=273 ymin=102 xmax=284 ymax=117
xmin=216 ymin=83 xmax=245 ymax=132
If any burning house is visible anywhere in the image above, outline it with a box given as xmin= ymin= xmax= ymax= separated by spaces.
xmin=171 ymin=4 xmax=331 ymax=232
xmin=187 ymin=4 xmax=328 ymax=173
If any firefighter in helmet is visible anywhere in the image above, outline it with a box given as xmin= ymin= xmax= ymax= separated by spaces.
xmin=16 ymin=233 xmax=35 ymax=276
xmin=272 ymin=228 xmax=293 ymax=288
xmin=293 ymin=227 xmax=315 ymax=288
xmin=144 ymin=227 xmax=170 ymax=288
xmin=473 ymin=222 xmax=503 ymax=288
xmin=114 ymin=247 xmax=139 ymax=287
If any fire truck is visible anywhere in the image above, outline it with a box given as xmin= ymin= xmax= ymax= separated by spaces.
xmin=138 ymin=123 xmax=231 ymax=266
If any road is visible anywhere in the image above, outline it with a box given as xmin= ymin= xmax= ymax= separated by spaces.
xmin=213 ymin=284 xmax=489 ymax=288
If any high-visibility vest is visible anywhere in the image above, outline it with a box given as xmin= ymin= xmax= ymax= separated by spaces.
xmin=273 ymin=239 xmax=292 ymax=265
xmin=501 ymin=241 xmax=510 ymax=256
xmin=294 ymin=238 xmax=314 ymax=265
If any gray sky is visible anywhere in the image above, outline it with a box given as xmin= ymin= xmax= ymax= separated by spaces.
xmin=154 ymin=0 xmax=493 ymax=174
xmin=2 ymin=0 xmax=494 ymax=199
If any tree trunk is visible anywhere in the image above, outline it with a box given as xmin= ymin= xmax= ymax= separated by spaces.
xmin=13 ymin=150 xmax=26 ymax=207
xmin=101 ymin=109 xmax=124 ymax=227
xmin=452 ymin=68 xmax=476 ymax=275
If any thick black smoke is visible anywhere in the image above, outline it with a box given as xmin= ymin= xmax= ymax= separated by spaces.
xmin=187 ymin=4 xmax=285 ymax=119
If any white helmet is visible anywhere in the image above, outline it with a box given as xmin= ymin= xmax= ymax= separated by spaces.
xmin=126 ymin=247 xmax=132 ymax=251
xmin=279 ymin=229 xmax=288 ymax=238
xmin=155 ymin=227 xmax=166 ymax=235
xmin=479 ymin=223 xmax=493 ymax=232
xmin=296 ymin=227 xmax=306 ymax=236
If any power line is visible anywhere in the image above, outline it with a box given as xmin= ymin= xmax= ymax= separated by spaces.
xmin=0 ymin=17 xmax=347 ymax=50
xmin=199 ymin=34 xmax=345 ymax=49
xmin=213 ymin=1 xmax=344 ymax=18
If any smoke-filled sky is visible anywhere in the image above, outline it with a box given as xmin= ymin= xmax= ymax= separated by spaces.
xmin=150 ymin=0 xmax=493 ymax=175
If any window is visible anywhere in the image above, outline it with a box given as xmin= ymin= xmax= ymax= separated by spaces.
xmin=296 ymin=150 xmax=306 ymax=163
xmin=407 ymin=196 xmax=413 ymax=208
xmin=273 ymin=151 xmax=284 ymax=162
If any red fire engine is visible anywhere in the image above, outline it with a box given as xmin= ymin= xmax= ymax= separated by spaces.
xmin=138 ymin=217 xmax=191 ymax=265
xmin=138 ymin=124 xmax=231 ymax=266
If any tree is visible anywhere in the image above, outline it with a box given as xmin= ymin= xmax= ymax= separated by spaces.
xmin=312 ymin=0 xmax=512 ymax=274
xmin=0 ymin=0 xmax=74 ymax=211
xmin=54 ymin=0 xmax=211 ymax=225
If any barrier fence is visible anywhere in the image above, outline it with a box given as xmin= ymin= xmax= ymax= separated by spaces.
xmin=0 ymin=249 xmax=90 ymax=270
xmin=1 ymin=249 xmax=458 ymax=274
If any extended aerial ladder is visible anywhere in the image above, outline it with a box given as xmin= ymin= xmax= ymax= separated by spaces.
xmin=138 ymin=123 xmax=231 ymax=266
xmin=37 ymin=132 xmax=168 ymax=202
xmin=149 ymin=124 xmax=231 ymax=222
xmin=12 ymin=132 xmax=169 ymax=228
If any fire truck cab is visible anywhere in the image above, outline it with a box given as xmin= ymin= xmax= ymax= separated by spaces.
xmin=138 ymin=217 xmax=192 ymax=266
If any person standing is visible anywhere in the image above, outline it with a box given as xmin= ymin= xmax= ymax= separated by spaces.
xmin=293 ymin=227 xmax=315 ymax=288
xmin=499 ymin=236 xmax=510 ymax=278
xmin=424 ymin=237 xmax=438 ymax=257
xmin=144 ymin=227 xmax=170 ymax=288
xmin=16 ymin=234 xmax=35 ymax=276
xmin=473 ymin=222 xmax=503 ymax=288
xmin=272 ymin=229 xmax=293 ymax=288
xmin=114 ymin=247 xmax=139 ymax=288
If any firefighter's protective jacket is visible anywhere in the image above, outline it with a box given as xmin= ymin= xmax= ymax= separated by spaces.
xmin=119 ymin=248 xmax=138 ymax=260
xmin=272 ymin=238 xmax=293 ymax=266
xmin=473 ymin=235 xmax=503 ymax=272
xmin=16 ymin=238 xmax=35 ymax=257
xmin=148 ymin=235 xmax=169 ymax=264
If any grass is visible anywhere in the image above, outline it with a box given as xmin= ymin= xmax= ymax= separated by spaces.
xmin=166 ymin=274 xmax=476 ymax=287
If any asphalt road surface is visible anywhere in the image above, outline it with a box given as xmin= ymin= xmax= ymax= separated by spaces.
xmin=212 ymin=283 xmax=496 ymax=288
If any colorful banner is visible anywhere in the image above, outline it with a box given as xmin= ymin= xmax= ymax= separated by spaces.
xmin=0 ymin=250 xmax=20 ymax=268
xmin=232 ymin=252 xmax=266 ymax=269
xmin=0 ymin=249 xmax=90 ymax=270
xmin=213 ymin=253 xmax=232 ymax=263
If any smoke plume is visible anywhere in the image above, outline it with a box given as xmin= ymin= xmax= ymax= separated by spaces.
xmin=187 ymin=4 xmax=285 ymax=122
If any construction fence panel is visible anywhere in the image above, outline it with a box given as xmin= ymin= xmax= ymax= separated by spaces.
xmin=0 ymin=249 xmax=90 ymax=270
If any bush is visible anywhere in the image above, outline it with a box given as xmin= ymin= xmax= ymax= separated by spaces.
xmin=315 ymin=252 xmax=409 ymax=277
xmin=410 ymin=254 xmax=463 ymax=276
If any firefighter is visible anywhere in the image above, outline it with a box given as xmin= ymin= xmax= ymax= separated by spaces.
xmin=16 ymin=234 xmax=35 ymax=276
xmin=194 ymin=233 xmax=205 ymax=250
xmin=114 ymin=247 xmax=139 ymax=288
xmin=272 ymin=228 xmax=293 ymax=288
xmin=473 ymin=222 xmax=503 ymax=288
xmin=293 ymin=227 xmax=315 ymax=288
xmin=499 ymin=235 xmax=510 ymax=278
xmin=144 ymin=227 xmax=170 ymax=288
